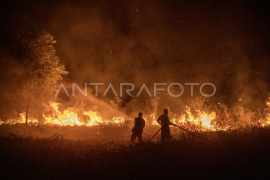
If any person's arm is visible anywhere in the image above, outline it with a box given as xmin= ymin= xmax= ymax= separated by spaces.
xmin=168 ymin=117 xmax=176 ymax=126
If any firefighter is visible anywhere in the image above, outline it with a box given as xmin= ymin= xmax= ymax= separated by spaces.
xmin=157 ymin=109 xmax=175 ymax=142
xmin=131 ymin=112 xmax=145 ymax=143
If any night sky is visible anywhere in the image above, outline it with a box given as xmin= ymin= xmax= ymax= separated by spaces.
xmin=1 ymin=0 xmax=270 ymax=110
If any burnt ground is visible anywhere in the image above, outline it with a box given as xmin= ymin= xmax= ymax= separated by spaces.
xmin=1 ymin=125 xmax=270 ymax=179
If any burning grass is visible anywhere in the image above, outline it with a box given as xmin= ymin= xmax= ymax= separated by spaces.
xmin=1 ymin=127 xmax=270 ymax=179
xmin=1 ymin=96 xmax=270 ymax=132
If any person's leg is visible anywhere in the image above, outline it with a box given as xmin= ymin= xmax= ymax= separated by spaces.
xmin=138 ymin=133 xmax=143 ymax=143
xmin=161 ymin=131 xmax=165 ymax=142
xmin=168 ymin=129 xmax=172 ymax=141
xmin=131 ymin=132 xmax=137 ymax=142
xmin=164 ymin=129 xmax=171 ymax=141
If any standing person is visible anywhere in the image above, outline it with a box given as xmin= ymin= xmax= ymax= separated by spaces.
xmin=131 ymin=112 xmax=145 ymax=143
xmin=157 ymin=109 xmax=175 ymax=142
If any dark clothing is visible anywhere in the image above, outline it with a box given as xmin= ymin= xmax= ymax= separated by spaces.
xmin=131 ymin=130 xmax=143 ymax=143
xmin=133 ymin=117 xmax=145 ymax=131
xmin=131 ymin=117 xmax=145 ymax=143
xmin=157 ymin=114 xmax=173 ymax=142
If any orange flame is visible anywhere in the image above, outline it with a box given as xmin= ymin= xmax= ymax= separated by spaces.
xmin=43 ymin=102 xmax=124 ymax=126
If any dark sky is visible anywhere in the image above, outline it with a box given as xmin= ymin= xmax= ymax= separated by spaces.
xmin=1 ymin=0 xmax=270 ymax=110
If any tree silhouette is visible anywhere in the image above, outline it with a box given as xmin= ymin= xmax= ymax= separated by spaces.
xmin=19 ymin=30 xmax=68 ymax=124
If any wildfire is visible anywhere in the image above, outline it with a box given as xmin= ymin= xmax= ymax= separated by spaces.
xmin=1 ymin=98 xmax=270 ymax=131
xmin=260 ymin=101 xmax=270 ymax=127
xmin=150 ymin=114 xmax=159 ymax=125
xmin=43 ymin=102 xmax=124 ymax=126
xmin=0 ymin=112 xmax=39 ymax=125
xmin=0 ymin=102 xmax=124 ymax=126
xmin=259 ymin=113 xmax=270 ymax=127
xmin=43 ymin=102 xmax=85 ymax=126
xmin=168 ymin=105 xmax=217 ymax=131
xmin=148 ymin=106 xmax=218 ymax=131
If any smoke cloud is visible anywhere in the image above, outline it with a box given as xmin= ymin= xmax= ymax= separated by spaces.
xmin=1 ymin=0 xmax=270 ymax=111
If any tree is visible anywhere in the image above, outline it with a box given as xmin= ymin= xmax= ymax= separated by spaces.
xmin=19 ymin=30 xmax=68 ymax=124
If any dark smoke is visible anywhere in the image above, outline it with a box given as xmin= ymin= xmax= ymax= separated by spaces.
xmin=1 ymin=0 xmax=270 ymax=112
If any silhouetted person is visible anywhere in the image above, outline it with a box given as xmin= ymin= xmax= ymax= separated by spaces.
xmin=131 ymin=112 xmax=145 ymax=143
xmin=157 ymin=109 xmax=175 ymax=142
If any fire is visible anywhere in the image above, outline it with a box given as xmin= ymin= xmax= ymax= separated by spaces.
xmin=169 ymin=105 xmax=217 ymax=131
xmin=0 ymin=112 xmax=39 ymax=125
xmin=43 ymin=102 xmax=85 ymax=126
xmin=43 ymin=102 xmax=124 ymax=126
xmin=200 ymin=111 xmax=216 ymax=129
xmin=149 ymin=106 xmax=217 ymax=131
xmin=166 ymin=100 xmax=270 ymax=132
xmin=150 ymin=114 xmax=159 ymax=125
xmin=260 ymin=101 xmax=270 ymax=127
xmin=83 ymin=111 xmax=101 ymax=126
xmin=0 ymin=102 xmax=124 ymax=126
xmin=2 ymin=97 xmax=270 ymax=131
xmin=44 ymin=109 xmax=84 ymax=126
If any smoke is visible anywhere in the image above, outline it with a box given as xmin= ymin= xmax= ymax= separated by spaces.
xmin=1 ymin=0 xmax=270 ymax=111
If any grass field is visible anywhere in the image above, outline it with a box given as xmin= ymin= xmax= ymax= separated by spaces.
xmin=1 ymin=125 xmax=270 ymax=179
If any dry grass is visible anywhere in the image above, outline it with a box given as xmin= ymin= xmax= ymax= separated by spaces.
xmin=1 ymin=126 xmax=270 ymax=179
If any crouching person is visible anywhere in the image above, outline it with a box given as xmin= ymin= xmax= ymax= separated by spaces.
xmin=131 ymin=112 xmax=145 ymax=143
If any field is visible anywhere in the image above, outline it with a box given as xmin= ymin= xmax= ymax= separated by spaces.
xmin=1 ymin=125 xmax=270 ymax=179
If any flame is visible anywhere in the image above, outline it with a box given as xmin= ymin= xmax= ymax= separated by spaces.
xmin=43 ymin=102 xmax=84 ymax=126
xmin=43 ymin=102 xmax=124 ymax=126
xmin=168 ymin=106 xmax=217 ymax=131
xmin=150 ymin=114 xmax=159 ymax=125
xmin=260 ymin=101 xmax=270 ymax=127
xmin=2 ymin=98 xmax=270 ymax=131
xmin=42 ymin=102 xmax=124 ymax=126
xmin=0 ymin=112 xmax=39 ymax=125
xmin=0 ymin=102 xmax=124 ymax=126
xmin=149 ymin=106 xmax=218 ymax=131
